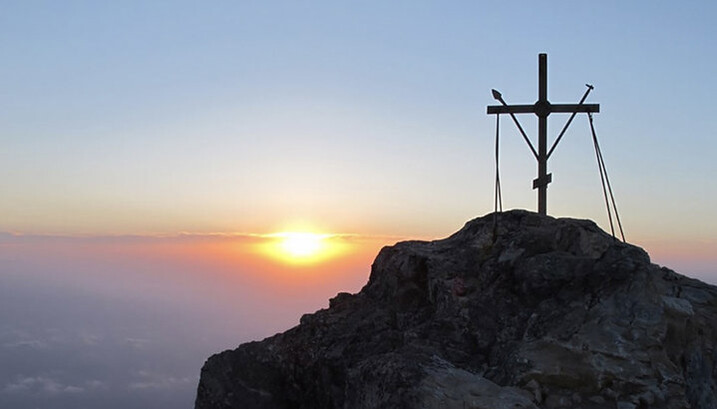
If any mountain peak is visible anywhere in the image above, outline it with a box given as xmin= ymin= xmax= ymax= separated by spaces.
xmin=195 ymin=210 xmax=717 ymax=409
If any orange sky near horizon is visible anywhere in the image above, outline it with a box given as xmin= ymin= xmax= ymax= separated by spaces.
xmin=1 ymin=232 xmax=398 ymax=306
xmin=3 ymin=224 xmax=715 ymax=289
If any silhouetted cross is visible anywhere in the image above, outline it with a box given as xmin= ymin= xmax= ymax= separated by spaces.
xmin=487 ymin=53 xmax=600 ymax=215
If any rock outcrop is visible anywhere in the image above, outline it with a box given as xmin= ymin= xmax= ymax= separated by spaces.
xmin=195 ymin=210 xmax=717 ymax=408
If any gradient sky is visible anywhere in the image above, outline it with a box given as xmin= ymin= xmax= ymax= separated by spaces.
xmin=1 ymin=1 xmax=715 ymax=241
xmin=1 ymin=1 xmax=716 ymax=408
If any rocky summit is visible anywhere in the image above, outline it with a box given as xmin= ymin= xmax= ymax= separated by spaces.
xmin=195 ymin=210 xmax=717 ymax=409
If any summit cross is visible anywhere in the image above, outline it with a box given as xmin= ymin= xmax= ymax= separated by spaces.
xmin=487 ymin=53 xmax=600 ymax=215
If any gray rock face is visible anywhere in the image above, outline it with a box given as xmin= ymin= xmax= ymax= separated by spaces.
xmin=195 ymin=210 xmax=717 ymax=408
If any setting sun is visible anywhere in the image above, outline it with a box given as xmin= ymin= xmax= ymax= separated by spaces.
xmin=255 ymin=231 xmax=349 ymax=265
xmin=278 ymin=232 xmax=326 ymax=258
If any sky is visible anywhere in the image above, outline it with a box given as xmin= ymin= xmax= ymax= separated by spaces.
xmin=1 ymin=1 xmax=716 ymax=408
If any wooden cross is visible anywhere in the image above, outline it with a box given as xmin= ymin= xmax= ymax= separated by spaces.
xmin=487 ymin=53 xmax=600 ymax=215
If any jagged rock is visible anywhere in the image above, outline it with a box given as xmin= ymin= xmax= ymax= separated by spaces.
xmin=195 ymin=210 xmax=717 ymax=408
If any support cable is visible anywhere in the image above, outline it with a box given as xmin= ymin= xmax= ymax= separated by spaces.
xmin=491 ymin=90 xmax=539 ymax=159
xmin=597 ymin=136 xmax=626 ymax=242
xmin=492 ymin=114 xmax=503 ymax=241
xmin=548 ymin=84 xmax=594 ymax=158
xmin=588 ymin=112 xmax=625 ymax=242
xmin=494 ymin=114 xmax=503 ymax=213
xmin=505 ymin=111 xmax=538 ymax=160
xmin=591 ymin=119 xmax=615 ymax=238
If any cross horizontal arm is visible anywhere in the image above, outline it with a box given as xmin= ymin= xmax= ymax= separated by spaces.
xmin=551 ymin=104 xmax=600 ymax=113
xmin=487 ymin=105 xmax=534 ymax=114
xmin=487 ymin=103 xmax=599 ymax=115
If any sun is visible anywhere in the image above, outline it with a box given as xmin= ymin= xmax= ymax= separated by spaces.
xmin=278 ymin=232 xmax=325 ymax=258
xmin=255 ymin=231 xmax=345 ymax=265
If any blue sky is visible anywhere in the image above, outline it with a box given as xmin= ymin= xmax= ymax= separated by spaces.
xmin=2 ymin=1 xmax=716 ymax=240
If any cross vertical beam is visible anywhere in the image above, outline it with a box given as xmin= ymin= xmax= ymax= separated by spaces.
xmin=487 ymin=53 xmax=600 ymax=215
xmin=537 ymin=53 xmax=548 ymax=214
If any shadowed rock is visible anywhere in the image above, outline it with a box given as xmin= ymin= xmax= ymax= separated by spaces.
xmin=195 ymin=210 xmax=717 ymax=409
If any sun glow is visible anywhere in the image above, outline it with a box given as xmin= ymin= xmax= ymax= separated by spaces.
xmin=257 ymin=231 xmax=347 ymax=265
xmin=279 ymin=232 xmax=326 ymax=258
